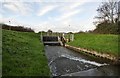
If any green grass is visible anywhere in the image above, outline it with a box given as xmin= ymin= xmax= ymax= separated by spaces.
xmin=67 ymin=33 xmax=119 ymax=56
xmin=2 ymin=29 xmax=51 ymax=76
xmin=0 ymin=28 xmax=1 ymax=77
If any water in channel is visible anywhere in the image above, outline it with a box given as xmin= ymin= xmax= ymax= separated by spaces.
xmin=44 ymin=46 xmax=119 ymax=76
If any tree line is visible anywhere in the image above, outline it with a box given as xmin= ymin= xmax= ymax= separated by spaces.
xmin=1 ymin=23 xmax=34 ymax=32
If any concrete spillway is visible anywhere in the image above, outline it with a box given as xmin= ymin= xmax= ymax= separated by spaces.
xmin=44 ymin=46 xmax=120 ymax=76
xmin=42 ymin=36 xmax=119 ymax=76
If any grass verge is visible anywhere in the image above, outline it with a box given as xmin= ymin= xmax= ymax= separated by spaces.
xmin=67 ymin=33 xmax=119 ymax=56
xmin=2 ymin=29 xmax=50 ymax=76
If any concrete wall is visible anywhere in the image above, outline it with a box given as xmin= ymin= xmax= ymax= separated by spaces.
xmin=42 ymin=36 xmax=61 ymax=46
xmin=65 ymin=44 xmax=119 ymax=64
xmin=43 ymin=36 xmax=58 ymax=42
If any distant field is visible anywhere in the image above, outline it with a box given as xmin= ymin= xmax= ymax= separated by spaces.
xmin=67 ymin=33 xmax=119 ymax=56
xmin=2 ymin=29 xmax=50 ymax=76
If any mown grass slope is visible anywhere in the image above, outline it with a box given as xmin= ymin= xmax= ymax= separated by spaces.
xmin=68 ymin=33 xmax=118 ymax=56
xmin=0 ymin=28 xmax=2 ymax=77
xmin=2 ymin=29 xmax=50 ymax=76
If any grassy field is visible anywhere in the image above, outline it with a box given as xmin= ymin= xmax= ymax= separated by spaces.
xmin=67 ymin=33 xmax=119 ymax=56
xmin=0 ymin=28 xmax=2 ymax=77
xmin=2 ymin=29 xmax=50 ymax=76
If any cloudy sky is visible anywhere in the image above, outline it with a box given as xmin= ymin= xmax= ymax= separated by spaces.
xmin=1 ymin=0 xmax=103 ymax=33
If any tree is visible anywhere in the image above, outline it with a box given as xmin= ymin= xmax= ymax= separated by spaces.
xmin=95 ymin=0 xmax=118 ymax=24
xmin=92 ymin=0 xmax=119 ymax=34
xmin=118 ymin=1 xmax=120 ymax=22
xmin=47 ymin=29 xmax=52 ymax=33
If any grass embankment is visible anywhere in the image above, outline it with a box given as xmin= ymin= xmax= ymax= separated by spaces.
xmin=2 ymin=29 xmax=50 ymax=76
xmin=0 ymin=28 xmax=2 ymax=77
xmin=67 ymin=33 xmax=119 ymax=56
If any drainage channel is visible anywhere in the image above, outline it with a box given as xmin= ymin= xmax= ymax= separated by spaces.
xmin=44 ymin=46 xmax=119 ymax=76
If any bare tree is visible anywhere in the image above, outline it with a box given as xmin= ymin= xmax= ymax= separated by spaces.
xmin=114 ymin=1 xmax=120 ymax=23
xmin=118 ymin=1 xmax=120 ymax=21
xmin=95 ymin=0 xmax=118 ymax=23
xmin=109 ymin=0 xmax=117 ymax=23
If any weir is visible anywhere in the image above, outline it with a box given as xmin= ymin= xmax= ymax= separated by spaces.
xmin=44 ymin=46 xmax=120 ymax=76
xmin=42 ymin=36 xmax=63 ymax=46
xmin=41 ymin=34 xmax=119 ymax=76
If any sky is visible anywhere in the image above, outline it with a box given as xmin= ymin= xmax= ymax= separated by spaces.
xmin=0 ymin=0 xmax=103 ymax=33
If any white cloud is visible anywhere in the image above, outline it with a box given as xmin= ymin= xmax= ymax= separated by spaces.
xmin=0 ymin=18 xmax=19 ymax=26
xmin=34 ymin=2 xmax=89 ymax=32
xmin=74 ymin=17 xmax=96 ymax=32
xmin=0 ymin=16 xmax=32 ymax=28
xmin=70 ymin=2 xmax=83 ymax=9
xmin=52 ymin=2 xmax=84 ymax=21
xmin=59 ymin=2 xmax=86 ymax=12
xmin=1 ymin=1 xmax=99 ymax=33
xmin=34 ymin=18 xmax=80 ymax=33
xmin=33 ymin=21 xmax=57 ymax=32
xmin=2 ymin=1 xmax=33 ymax=15
xmin=16 ymin=0 xmax=102 ymax=2
xmin=37 ymin=5 xmax=57 ymax=16
xmin=62 ymin=19 xmax=72 ymax=25
xmin=57 ymin=9 xmax=82 ymax=21
xmin=0 ymin=14 xmax=2 ymax=19
xmin=3 ymin=3 xmax=18 ymax=12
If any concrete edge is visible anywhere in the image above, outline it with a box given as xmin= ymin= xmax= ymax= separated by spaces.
xmin=65 ymin=44 xmax=119 ymax=64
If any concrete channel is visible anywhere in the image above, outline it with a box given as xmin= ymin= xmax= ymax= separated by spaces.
xmin=42 ymin=36 xmax=120 ymax=77
xmin=44 ymin=46 xmax=120 ymax=76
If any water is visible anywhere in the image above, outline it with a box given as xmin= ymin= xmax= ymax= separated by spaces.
xmin=44 ymin=46 xmax=120 ymax=76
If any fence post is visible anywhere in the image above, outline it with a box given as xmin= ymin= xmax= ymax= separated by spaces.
xmin=41 ymin=31 xmax=43 ymax=42
xmin=71 ymin=34 xmax=74 ymax=41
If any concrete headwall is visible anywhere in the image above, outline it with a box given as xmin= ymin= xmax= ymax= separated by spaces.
xmin=42 ymin=36 xmax=61 ymax=46
xmin=42 ymin=36 xmax=58 ymax=42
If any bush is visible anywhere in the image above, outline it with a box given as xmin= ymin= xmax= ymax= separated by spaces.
xmin=1 ymin=24 xmax=34 ymax=32
xmin=93 ymin=22 xmax=119 ymax=34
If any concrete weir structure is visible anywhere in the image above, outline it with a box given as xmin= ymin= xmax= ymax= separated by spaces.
xmin=41 ymin=34 xmax=119 ymax=76
xmin=42 ymin=36 xmax=62 ymax=46
xmin=44 ymin=46 xmax=120 ymax=76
